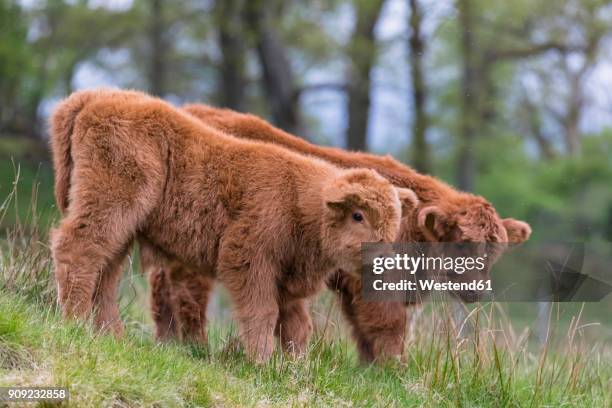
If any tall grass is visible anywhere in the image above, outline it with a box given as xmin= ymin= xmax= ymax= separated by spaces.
xmin=0 ymin=171 xmax=610 ymax=406
xmin=0 ymin=162 xmax=56 ymax=305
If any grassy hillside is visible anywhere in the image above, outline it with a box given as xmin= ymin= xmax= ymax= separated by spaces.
xmin=1 ymin=293 xmax=610 ymax=407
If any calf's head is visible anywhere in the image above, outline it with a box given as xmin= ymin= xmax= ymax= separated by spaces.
xmin=322 ymin=169 xmax=418 ymax=275
xmin=413 ymin=194 xmax=532 ymax=302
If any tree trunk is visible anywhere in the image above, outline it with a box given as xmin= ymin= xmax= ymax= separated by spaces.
xmin=563 ymin=74 xmax=582 ymax=156
xmin=148 ymin=0 xmax=166 ymax=97
xmin=457 ymin=0 xmax=477 ymax=192
xmin=257 ymin=28 xmax=299 ymax=133
xmin=560 ymin=7 xmax=603 ymax=157
xmin=346 ymin=0 xmax=385 ymax=151
xmin=408 ymin=0 xmax=429 ymax=173
xmin=245 ymin=0 xmax=300 ymax=134
xmin=215 ymin=0 xmax=247 ymax=111
xmin=523 ymin=96 xmax=556 ymax=160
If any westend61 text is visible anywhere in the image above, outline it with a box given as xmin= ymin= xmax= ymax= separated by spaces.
xmin=372 ymin=279 xmax=492 ymax=292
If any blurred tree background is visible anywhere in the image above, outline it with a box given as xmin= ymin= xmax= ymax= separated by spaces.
xmin=1 ymin=0 xmax=612 ymax=245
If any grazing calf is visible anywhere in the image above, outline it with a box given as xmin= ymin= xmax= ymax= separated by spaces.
xmin=49 ymin=89 xmax=416 ymax=362
xmin=144 ymin=104 xmax=531 ymax=362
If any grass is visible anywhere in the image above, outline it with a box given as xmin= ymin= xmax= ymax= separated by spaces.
xmin=0 ymin=142 xmax=56 ymax=229
xmin=0 ymin=157 xmax=610 ymax=406
xmin=0 ymin=291 xmax=610 ymax=406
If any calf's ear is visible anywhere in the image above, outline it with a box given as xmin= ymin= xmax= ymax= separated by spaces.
xmin=395 ymin=187 xmax=419 ymax=217
xmin=417 ymin=206 xmax=449 ymax=241
xmin=502 ymin=218 xmax=532 ymax=243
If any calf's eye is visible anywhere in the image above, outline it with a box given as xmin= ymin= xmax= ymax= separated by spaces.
xmin=352 ymin=212 xmax=364 ymax=222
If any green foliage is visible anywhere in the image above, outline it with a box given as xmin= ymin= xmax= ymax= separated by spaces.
xmin=0 ymin=1 xmax=30 ymax=89
xmin=476 ymin=130 xmax=612 ymax=241
xmin=0 ymin=0 xmax=33 ymax=128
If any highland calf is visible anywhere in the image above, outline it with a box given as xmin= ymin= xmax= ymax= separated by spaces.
xmin=49 ymin=89 xmax=417 ymax=362
xmin=144 ymin=104 xmax=531 ymax=362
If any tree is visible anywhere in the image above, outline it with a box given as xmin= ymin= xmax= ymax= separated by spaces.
xmin=0 ymin=0 xmax=139 ymax=139
xmin=346 ymin=0 xmax=385 ymax=151
xmin=536 ymin=3 xmax=606 ymax=156
xmin=516 ymin=85 xmax=557 ymax=160
xmin=148 ymin=0 xmax=166 ymax=96
xmin=245 ymin=0 xmax=300 ymax=134
xmin=214 ymin=0 xmax=247 ymax=111
xmin=408 ymin=0 xmax=429 ymax=173
xmin=457 ymin=0 xmax=477 ymax=191
xmin=452 ymin=0 xmax=604 ymax=190
xmin=0 ymin=1 xmax=30 ymax=136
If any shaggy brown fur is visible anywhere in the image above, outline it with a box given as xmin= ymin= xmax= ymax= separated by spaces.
xmin=49 ymin=89 xmax=416 ymax=362
xmin=145 ymin=104 xmax=531 ymax=362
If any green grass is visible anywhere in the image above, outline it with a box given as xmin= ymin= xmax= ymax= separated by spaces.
xmin=0 ymin=155 xmax=610 ymax=406
xmin=0 ymin=293 xmax=610 ymax=407
xmin=1 ymin=291 xmax=609 ymax=407
xmin=0 ymin=141 xmax=57 ymax=229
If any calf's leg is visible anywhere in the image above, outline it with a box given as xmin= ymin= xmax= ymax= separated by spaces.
xmin=92 ymin=246 xmax=130 ymax=335
xmin=217 ymin=236 xmax=279 ymax=363
xmin=275 ymin=298 xmax=313 ymax=356
xmin=148 ymin=265 xmax=178 ymax=340
xmin=52 ymin=210 xmax=137 ymax=325
xmin=167 ymin=264 xmax=214 ymax=343
xmin=142 ymin=240 xmax=214 ymax=343
xmin=327 ymin=271 xmax=407 ymax=363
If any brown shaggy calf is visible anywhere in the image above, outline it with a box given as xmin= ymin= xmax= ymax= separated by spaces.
xmin=49 ymin=89 xmax=417 ymax=362
xmin=145 ymin=104 xmax=531 ymax=362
